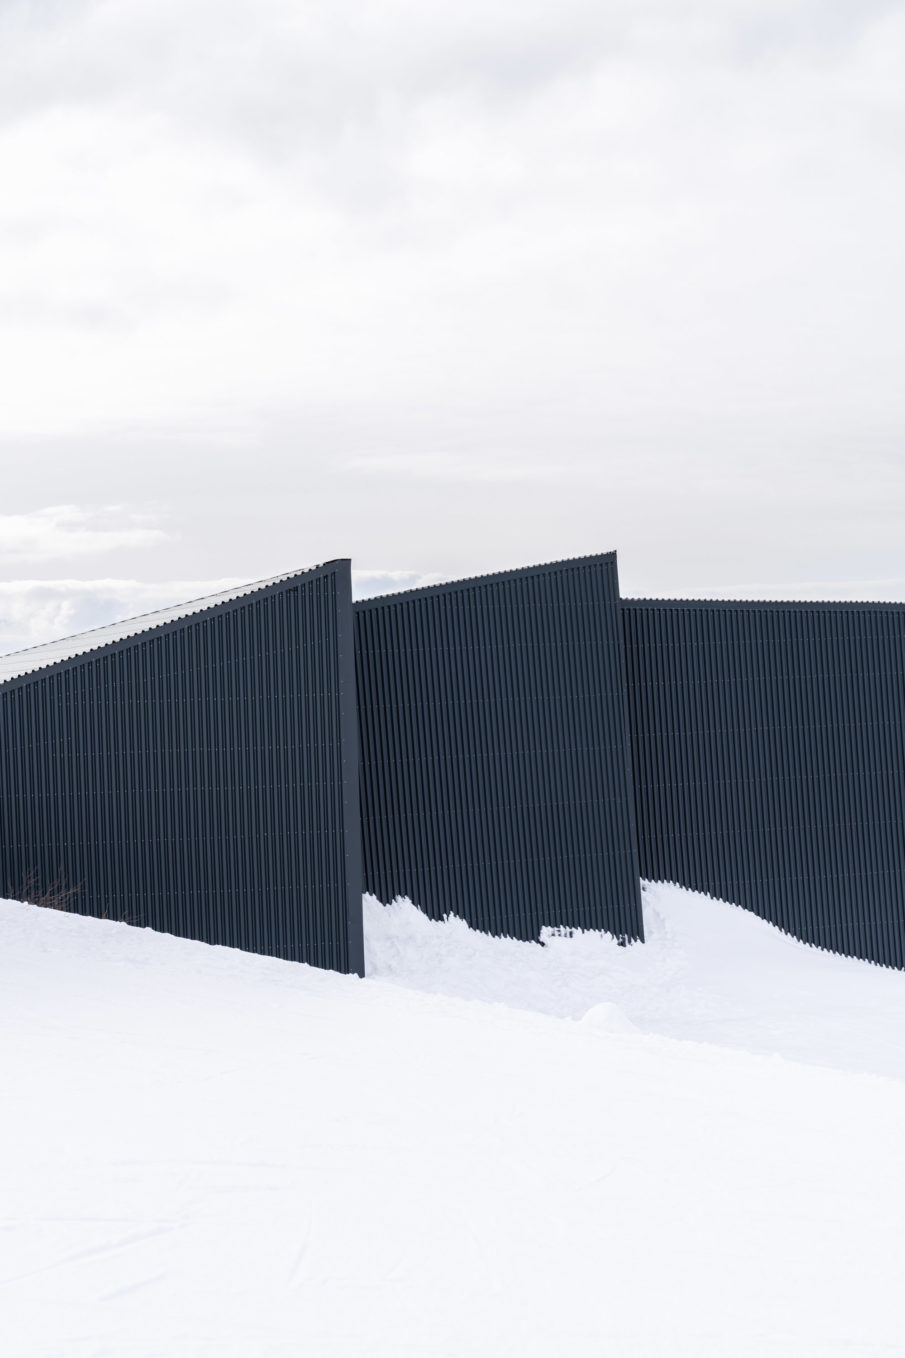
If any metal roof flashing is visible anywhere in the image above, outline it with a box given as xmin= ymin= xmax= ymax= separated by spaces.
xmin=353 ymin=551 xmax=619 ymax=610
xmin=0 ymin=560 xmax=347 ymax=688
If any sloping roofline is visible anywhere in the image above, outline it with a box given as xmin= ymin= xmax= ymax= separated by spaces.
xmin=0 ymin=560 xmax=346 ymax=687
xmin=354 ymin=551 xmax=618 ymax=609
xmin=624 ymin=596 xmax=905 ymax=612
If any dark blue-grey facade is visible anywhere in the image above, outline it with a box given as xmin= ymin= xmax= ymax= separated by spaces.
xmin=0 ymin=562 xmax=364 ymax=974
xmin=622 ymin=599 xmax=905 ymax=968
xmin=7 ymin=539 xmax=905 ymax=975
xmin=355 ymin=553 xmax=644 ymax=942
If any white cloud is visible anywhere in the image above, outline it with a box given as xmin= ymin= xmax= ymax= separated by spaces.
xmin=0 ymin=507 xmax=165 ymax=561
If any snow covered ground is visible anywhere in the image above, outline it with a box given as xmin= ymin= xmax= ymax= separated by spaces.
xmin=3 ymin=884 xmax=905 ymax=1357
xmin=366 ymin=882 xmax=905 ymax=1081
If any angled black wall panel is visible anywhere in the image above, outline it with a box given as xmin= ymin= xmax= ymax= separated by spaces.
xmin=355 ymin=554 xmax=643 ymax=942
xmin=0 ymin=562 xmax=364 ymax=974
xmin=622 ymin=599 xmax=905 ymax=968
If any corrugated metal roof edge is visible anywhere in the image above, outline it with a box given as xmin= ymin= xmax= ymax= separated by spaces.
xmin=624 ymin=597 xmax=905 ymax=612
xmin=0 ymin=559 xmax=350 ymax=690
xmin=354 ymin=551 xmax=618 ymax=610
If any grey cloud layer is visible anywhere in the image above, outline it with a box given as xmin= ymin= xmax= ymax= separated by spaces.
xmin=0 ymin=0 xmax=903 ymax=601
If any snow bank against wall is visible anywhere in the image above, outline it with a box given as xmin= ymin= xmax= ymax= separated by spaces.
xmin=365 ymin=881 xmax=905 ymax=1081
xmin=3 ymin=889 xmax=905 ymax=1358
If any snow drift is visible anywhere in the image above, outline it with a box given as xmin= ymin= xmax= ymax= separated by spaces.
xmin=365 ymin=881 xmax=905 ymax=1080
xmin=2 ymin=884 xmax=905 ymax=1357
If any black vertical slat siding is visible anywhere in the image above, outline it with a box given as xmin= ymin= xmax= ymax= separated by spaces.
xmin=355 ymin=553 xmax=644 ymax=942
xmin=0 ymin=561 xmax=363 ymax=974
xmin=622 ymin=598 xmax=905 ymax=968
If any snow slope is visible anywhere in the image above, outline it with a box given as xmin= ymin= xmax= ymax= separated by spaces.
xmin=366 ymin=881 xmax=905 ymax=1081
xmin=2 ymin=887 xmax=905 ymax=1357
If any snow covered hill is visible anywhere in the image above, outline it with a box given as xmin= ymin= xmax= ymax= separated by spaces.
xmin=3 ymin=885 xmax=905 ymax=1357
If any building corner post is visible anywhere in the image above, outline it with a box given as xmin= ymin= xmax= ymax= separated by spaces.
xmin=335 ymin=559 xmax=365 ymax=976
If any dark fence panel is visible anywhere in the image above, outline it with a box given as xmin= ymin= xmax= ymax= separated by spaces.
xmin=622 ymin=599 xmax=905 ymax=967
xmin=0 ymin=562 xmax=364 ymax=974
xmin=355 ymin=554 xmax=643 ymax=942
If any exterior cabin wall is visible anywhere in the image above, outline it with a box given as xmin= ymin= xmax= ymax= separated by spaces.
xmin=622 ymin=600 xmax=905 ymax=968
xmin=0 ymin=562 xmax=364 ymax=974
xmin=355 ymin=555 xmax=643 ymax=943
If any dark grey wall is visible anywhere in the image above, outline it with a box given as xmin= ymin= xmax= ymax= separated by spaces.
xmin=355 ymin=554 xmax=643 ymax=942
xmin=0 ymin=562 xmax=364 ymax=974
xmin=13 ymin=544 xmax=901 ymax=974
xmin=622 ymin=599 xmax=905 ymax=968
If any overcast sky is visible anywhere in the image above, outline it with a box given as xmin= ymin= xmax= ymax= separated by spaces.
xmin=2 ymin=0 xmax=904 ymax=649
